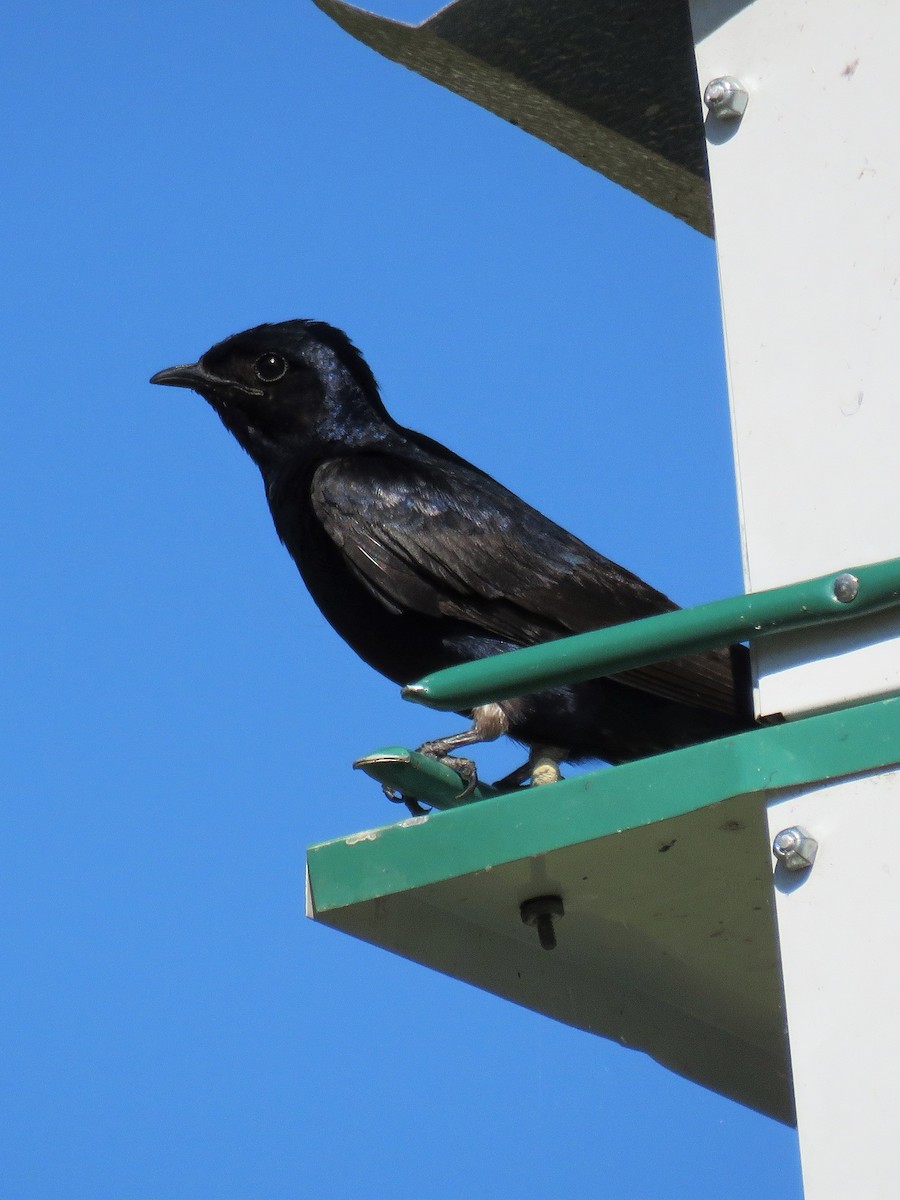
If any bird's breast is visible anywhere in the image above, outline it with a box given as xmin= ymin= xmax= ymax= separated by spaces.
xmin=264 ymin=467 xmax=480 ymax=685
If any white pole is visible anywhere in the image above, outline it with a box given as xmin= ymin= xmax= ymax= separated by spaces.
xmin=689 ymin=3 xmax=900 ymax=1194
xmin=689 ymin=0 xmax=900 ymax=719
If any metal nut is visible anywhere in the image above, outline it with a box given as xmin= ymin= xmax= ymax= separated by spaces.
xmin=773 ymin=826 xmax=818 ymax=871
xmin=704 ymin=76 xmax=749 ymax=119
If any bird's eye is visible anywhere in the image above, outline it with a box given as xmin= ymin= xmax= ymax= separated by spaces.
xmin=254 ymin=353 xmax=288 ymax=383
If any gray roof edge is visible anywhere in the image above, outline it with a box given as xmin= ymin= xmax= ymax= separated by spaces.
xmin=313 ymin=0 xmax=713 ymax=235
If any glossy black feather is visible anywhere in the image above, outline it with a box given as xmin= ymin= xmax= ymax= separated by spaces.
xmin=151 ymin=320 xmax=753 ymax=767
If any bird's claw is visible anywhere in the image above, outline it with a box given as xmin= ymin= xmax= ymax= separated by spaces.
xmin=381 ymin=784 xmax=430 ymax=817
xmin=436 ymin=754 xmax=479 ymax=800
xmin=414 ymin=739 xmax=481 ymax=800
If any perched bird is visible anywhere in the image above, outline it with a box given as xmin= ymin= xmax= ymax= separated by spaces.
xmin=151 ymin=320 xmax=752 ymax=797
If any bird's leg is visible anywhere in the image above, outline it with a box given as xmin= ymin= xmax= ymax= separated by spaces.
xmin=493 ymin=745 xmax=566 ymax=791
xmin=416 ymin=703 xmax=509 ymax=799
xmin=492 ymin=760 xmax=533 ymax=792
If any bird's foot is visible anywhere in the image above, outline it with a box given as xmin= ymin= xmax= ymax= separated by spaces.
xmin=493 ymin=749 xmax=564 ymax=792
xmin=530 ymin=755 xmax=562 ymax=787
xmin=438 ymin=755 xmax=479 ymax=800
xmin=415 ymin=741 xmax=480 ymax=800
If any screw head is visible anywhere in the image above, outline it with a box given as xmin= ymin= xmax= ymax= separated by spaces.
xmin=833 ymin=572 xmax=859 ymax=603
xmin=704 ymin=76 xmax=748 ymax=119
xmin=773 ymin=826 xmax=818 ymax=871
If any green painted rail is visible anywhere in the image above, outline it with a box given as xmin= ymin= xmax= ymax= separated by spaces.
xmin=403 ymin=557 xmax=900 ymax=712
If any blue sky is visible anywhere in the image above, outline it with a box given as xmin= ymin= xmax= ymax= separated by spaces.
xmin=4 ymin=2 xmax=802 ymax=1196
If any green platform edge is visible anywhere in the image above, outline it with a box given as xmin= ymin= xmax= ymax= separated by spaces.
xmin=308 ymin=693 xmax=900 ymax=914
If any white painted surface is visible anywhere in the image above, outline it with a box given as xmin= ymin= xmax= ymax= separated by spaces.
xmin=689 ymin=5 xmax=900 ymax=1192
xmin=689 ymin=0 xmax=900 ymax=719
xmin=767 ymin=772 xmax=900 ymax=1199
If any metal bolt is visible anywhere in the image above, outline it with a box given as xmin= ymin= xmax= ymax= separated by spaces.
xmin=704 ymin=76 xmax=749 ymax=119
xmin=833 ymin=572 xmax=859 ymax=603
xmin=520 ymin=895 xmax=564 ymax=951
xmin=773 ymin=826 xmax=818 ymax=871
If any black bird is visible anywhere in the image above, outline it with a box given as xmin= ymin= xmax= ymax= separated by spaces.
xmin=151 ymin=320 xmax=752 ymax=796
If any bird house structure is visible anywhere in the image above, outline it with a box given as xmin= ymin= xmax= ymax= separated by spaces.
xmin=305 ymin=3 xmax=900 ymax=1192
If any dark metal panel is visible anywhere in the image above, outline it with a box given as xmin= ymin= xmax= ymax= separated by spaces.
xmin=314 ymin=0 xmax=713 ymax=233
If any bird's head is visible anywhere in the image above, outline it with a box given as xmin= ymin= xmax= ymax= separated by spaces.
xmin=150 ymin=320 xmax=393 ymax=467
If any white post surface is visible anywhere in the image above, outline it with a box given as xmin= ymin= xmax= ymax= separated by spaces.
xmin=690 ymin=0 xmax=900 ymax=721
xmin=689 ymin=3 xmax=900 ymax=1194
xmin=766 ymin=775 xmax=900 ymax=1197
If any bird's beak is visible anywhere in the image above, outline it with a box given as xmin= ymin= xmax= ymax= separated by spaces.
xmin=149 ymin=362 xmax=217 ymax=391
xmin=150 ymin=361 xmax=264 ymax=398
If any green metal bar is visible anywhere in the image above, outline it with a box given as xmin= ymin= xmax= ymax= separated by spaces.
xmin=403 ymin=557 xmax=900 ymax=712
xmin=353 ymin=746 xmax=498 ymax=809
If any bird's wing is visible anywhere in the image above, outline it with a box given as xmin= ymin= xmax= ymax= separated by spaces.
xmin=311 ymin=454 xmax=741 ymax=714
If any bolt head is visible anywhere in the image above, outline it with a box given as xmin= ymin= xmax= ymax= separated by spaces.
xmin=773 ymin=826 xmax=818 ymax=871
xmin=704 ymin=76 xmax=749 ymax=119
xmin=520 ymin=895 xmax=564 ymax=926
xmin=833 ymin=572 xmax=859 ymax=603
